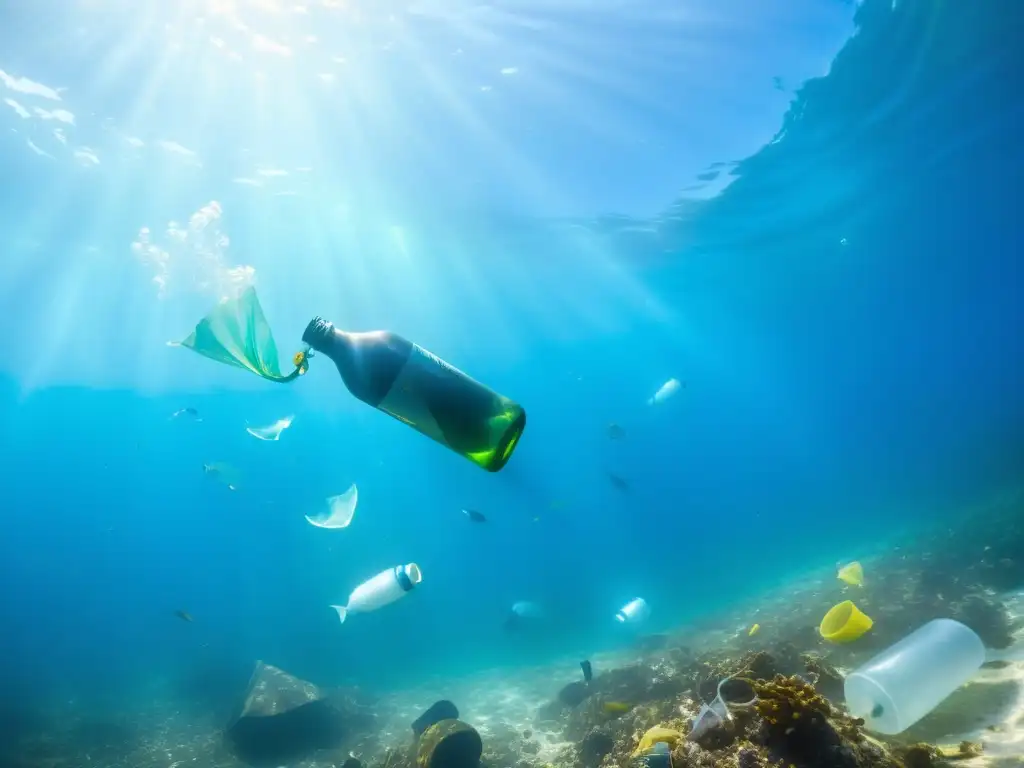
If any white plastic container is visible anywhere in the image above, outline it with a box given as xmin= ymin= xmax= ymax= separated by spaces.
xmin=844 ymin=618 xmax=985 ymax=734
xmin=331 ymin=563 xmax=422 ymax=624
xmin=615 ymin=597 xmax=650 ymax=624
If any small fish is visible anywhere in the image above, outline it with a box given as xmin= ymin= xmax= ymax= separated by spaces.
xmin=607 ymin=472 xmax=630 ymax=492
xmin=171 ymin=407 xmax=201 ymax=421
xmin=202 ymin=462 xmax=238 ymax=493
xmin=203 ymin=462 xmax=239 ymax=491
xmin=463 ymin=509 xmax=487 ymax=523
xmin=581 ymin=659 xmax=593 ymax=683
xmin=748 ymin=623 xmax=760 ymax=636
xmin=606 ymin=423 xmax=626 ymax=439
xmin=175 ymin=609 xmax=193 ymax=622
xmin=522 ymin=730 xmax=533 ymax=739
xmin=603 ymin=701 xmax=633 ymax=715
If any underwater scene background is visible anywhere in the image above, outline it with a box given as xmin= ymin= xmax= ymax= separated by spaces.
xmin=1 ymin=0 xmax=1023 ymax=767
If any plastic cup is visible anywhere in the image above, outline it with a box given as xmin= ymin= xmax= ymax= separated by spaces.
xmin=844 ymin=618 xmax=985 ymax=734
xmin=820 ymin=600 xmax=874 ymax=643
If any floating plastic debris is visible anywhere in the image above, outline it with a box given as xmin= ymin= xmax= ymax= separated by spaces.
xmin=845 ymin=619 xmax=985 ymax=734
xmin=837 ymin=560 xmax=865 ymax=586
xmin=504 ymin=601 xmax=544 ymax=631
xmin=305 ymin=484 xmax=358 ymax=529
xmin=504 ymin=601 xmax=546 ymax=631
xmin=171 ymin=407 xmax=201 ymax=421
xmin=331 ymin=563 xmax=422 ymax=624
xmin=303 ymin=315 xmax=525 ymax=472
xmin=748 ymin=623 xmax=760 ymax=636
xmin=647 ymin=378 xmax=682 ymax=406
xmin=615 ymin=597 xmax=650 ymax=624
xmin=820 ymin=599 xmax=873 ymax=643
xmin=172 ymin=287 xmax=308 ymax=383
xmin=246 ymin=415 xmax=294 ymax=441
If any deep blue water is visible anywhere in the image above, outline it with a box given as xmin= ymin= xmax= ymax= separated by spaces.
xmin=0 ymin=0 xmax=1021 ymax=712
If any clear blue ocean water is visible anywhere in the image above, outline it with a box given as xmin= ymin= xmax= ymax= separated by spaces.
xmin=0 ymin=0 xmax=1021 ymax=724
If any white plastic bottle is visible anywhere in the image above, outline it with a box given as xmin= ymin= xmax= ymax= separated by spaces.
xmin=332 ymin=563 xmax=423 ymax=623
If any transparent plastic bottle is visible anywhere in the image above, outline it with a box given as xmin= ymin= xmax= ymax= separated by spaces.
xmin=844 ymin=618 xmax=985 ymax=734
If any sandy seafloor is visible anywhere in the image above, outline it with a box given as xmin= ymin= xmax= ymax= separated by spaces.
xmin=7 ymin=511 xmax=1024 ymax=768
xmin=373 ymin=589 xmax=1024 ymax=768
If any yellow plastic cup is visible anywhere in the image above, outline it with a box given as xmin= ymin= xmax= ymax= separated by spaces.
xmin=820 ymin=600 xmax=873 ymax=643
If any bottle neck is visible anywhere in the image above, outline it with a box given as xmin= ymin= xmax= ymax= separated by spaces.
xmin=303 ymin=317 xmax=360 ymax=386
xmin=302 ymin=316 xmax=341 ymax=354
xmin=302 ymin=317 xmax=379 ymax=403
xmin=301 ymin=319 xmax=414 ymax=407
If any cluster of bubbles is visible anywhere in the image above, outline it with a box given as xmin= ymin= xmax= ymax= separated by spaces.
xmin=130 ymin=200 xmax=255 ymax=300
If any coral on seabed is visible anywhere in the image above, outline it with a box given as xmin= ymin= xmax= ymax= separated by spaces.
xmin=751 ymin=675 xmax=901 ymax=768
xmin=753 ymin=674 xmax=832 ymax=730
xmin=546 ymin=652 xmax=961 ymax=768
xmin=947 ymin=741 xmax=983 ymax=758
xmin=478 ymin=725 xmax=549 ymax=768
xmin=800 ymin=652 xmax=846 ymax=704
xmin=579 ymin=728 xmax=615 ymax=766
xmin=548 ymin=633 xmax=961 ymax=768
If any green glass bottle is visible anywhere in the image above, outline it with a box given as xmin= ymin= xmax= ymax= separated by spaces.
xmin=302 ymin=318 xmax=526 ymax=472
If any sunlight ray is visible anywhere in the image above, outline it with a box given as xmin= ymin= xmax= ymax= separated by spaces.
xmin=20 ymin=241 xmax=110 ymax=390
xmin=410 ymin=47 xmax=568 ymax=212
xmin=417 ymin=15 xmax=696 ymax=151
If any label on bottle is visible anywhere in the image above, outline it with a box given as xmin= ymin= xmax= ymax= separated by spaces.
xmin=375 ymin=343 xmax=521 ymax=468
xmin=375 ymin=344 xmax=459 ymax=449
